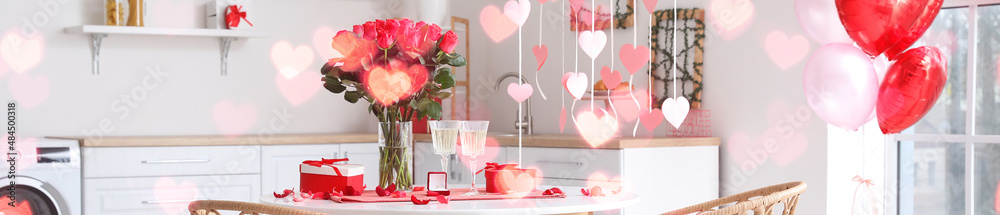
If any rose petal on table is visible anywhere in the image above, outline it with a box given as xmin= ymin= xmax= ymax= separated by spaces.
xmin=542 ymin=189 xmax=553 ymax=195
xmin=387 ymin=183 xmax=397 ymax=193
xmin=376 ymin=186 xmax=388 ymax=196
xmin=413 ymin=186 xmax=425 ymax=191
xmin=590 ymin=186 xmax=605 ymax=197
xmin=391 ymin=191 xmax=407 ymax=198
xmin=580 ymin=188 xmax=590 ymax=196
xmin=293 ymin=197 xmax=305 ymax=202
xmin=436 ymin=195 xmax=450 ymax=204
xmin=411 ymin=195 xmax=431 ymax=205
xmin=427 ymin=190 xmax=439 ymax=196
xmin=550 ymin=187 xmax=563 ymax=194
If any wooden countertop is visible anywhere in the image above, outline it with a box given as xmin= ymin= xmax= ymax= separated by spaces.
xmin=48 ymin=133 xmax=718 ymax=149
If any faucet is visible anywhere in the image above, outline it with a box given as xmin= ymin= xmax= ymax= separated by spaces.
xmin=494 ymin=72 xmax=533 ymax=135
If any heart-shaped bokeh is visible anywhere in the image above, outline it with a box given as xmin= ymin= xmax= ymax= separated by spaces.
xmin=503 ymin=0 xmax=531 ymax=27
xmin=271 ymin=41 xmax=315 ymax=79
xmin=212 ymin=101 xmax=259 ymax=137
xmin=764 ymin=31 xmax=809 ymax=70
xmin=481 ymin=5 xmax=519 ymax=43
xmin=576 ymin=109 xmax=619 ymax=148
xmin=275 ymin=71 xmax=320 ymax=106
xmin=313 ymin=27 xmax=343 ymax=60
xmin=154 ymin=177 xmax=200 ymax=214
xmin=0 ymin=31 xmax=44 ymax=73
xmin=707 ymin=0 xmax=755 ymax=41
xmin=365 ymin=65 xmax=428 ymax=106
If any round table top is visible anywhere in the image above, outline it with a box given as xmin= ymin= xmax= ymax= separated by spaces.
xmin=260 ymin=187 xmax=639 ymax=215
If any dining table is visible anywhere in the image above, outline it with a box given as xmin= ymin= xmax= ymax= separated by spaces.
xmin=259 ymin=186 xmax=639 ymax=215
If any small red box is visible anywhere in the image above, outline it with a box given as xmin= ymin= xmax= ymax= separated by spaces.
xmin=299 ymin=163 xmax=364 ymax=193
xmin=427 ymin=172 xmax=450 ymax=196
xmin=485 ymin=167 xmax=536 ymax=193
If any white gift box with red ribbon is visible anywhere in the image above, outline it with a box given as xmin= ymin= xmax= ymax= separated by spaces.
xmin=204 ymin=0 xmax=253 ymax=29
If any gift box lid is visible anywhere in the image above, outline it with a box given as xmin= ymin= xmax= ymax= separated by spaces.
xmin=300 ymin=163 xmax=364 ymax=177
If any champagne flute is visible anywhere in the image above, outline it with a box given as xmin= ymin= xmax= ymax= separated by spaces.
xmin=428 ymin=120 xmax=459 ymax=175
xmin=459 ymin=120 xmax=489 ymax=196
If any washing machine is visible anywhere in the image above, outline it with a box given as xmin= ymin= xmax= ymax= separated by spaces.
xmin=0 ymin=138 xmax=81 ymax=215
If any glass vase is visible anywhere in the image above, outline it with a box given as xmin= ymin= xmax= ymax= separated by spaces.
xmin=378 ymin=121 xmax=414 ymax=191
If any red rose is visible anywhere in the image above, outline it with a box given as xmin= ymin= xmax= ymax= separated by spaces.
xmin=362 ymin=21 xmax=377 ymax=40
xmin=426 ymin=24 xmax=442 ymax=42
xmin=439 ymin=30 xmax=458 ymax=53
xmin=352 ymin=25 xmax=364 ymax=36
xmin=377 ymin=33 xmax=395 ymax=49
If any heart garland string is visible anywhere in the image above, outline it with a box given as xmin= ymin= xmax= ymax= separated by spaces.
xmin=663 ymin=0 xmax=690 ymax=129
xmin=535 ymin=1 xmax=548 ymax=100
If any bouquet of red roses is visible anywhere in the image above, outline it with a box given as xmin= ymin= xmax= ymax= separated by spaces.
xmin=321 ymin=18 xmax=465 ymax=121
xmin=319 ymin=19 xmax=466 ymax=190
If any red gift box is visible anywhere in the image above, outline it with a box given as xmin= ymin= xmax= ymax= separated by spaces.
xmin=300 ymin=158 xmax=364 ymax=193
xmin=479 ymin=163 xmax=537 ymax=193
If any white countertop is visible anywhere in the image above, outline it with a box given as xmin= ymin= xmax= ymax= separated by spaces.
xmin=260 ymin=187 xmax=639 ymax=215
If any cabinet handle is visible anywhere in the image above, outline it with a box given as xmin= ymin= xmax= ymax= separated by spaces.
xmin=141 ymin=159 xmax=211 ymax=164
xmin=142 ymin=199 xmax=198 ymax=204
xmin=537 ymin=160 xmax=583 ymax=166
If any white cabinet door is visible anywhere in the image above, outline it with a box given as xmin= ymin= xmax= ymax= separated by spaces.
xmin=339 ymin=143 xmax=380 ymax=187
xmin=83 ymin=145 xmax=261 ymax=178
xmin=260 ymin=144 xmax=340 ymax=193
xmin=83 ymin=174 xmax=259 ymax=215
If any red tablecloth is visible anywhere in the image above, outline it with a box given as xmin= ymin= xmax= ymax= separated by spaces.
xmin=330 ymin=188 xmax=565 ymax=203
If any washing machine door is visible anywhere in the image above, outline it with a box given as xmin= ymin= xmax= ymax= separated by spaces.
xmin=0 ymin=177 xmax=61 ymax=215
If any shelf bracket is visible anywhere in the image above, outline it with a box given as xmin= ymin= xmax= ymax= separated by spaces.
xmin=90 ymin=33 xmax=108 ymax=75
xmin=220 ymin=37 xmax=238 ymax=76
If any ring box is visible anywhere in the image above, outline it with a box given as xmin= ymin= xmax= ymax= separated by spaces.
xmin=427 ymin=172 xmax=450 ymax=196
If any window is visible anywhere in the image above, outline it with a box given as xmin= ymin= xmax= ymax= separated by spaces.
xmin=892 ymin=2 xmax=1000 ymax=215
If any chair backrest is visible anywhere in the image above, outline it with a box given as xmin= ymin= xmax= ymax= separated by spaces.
xmin=662 ymin=181 xmax=807 ymax=215
xmin=188 ymin=200 xmax=326 ymax=215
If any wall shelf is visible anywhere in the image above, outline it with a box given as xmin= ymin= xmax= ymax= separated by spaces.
xmin=65 ymin=25 xmax=267 ymax=75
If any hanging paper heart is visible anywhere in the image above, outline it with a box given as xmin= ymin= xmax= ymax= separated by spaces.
xmin=481 ymin=5 xmax=519 ymax=43
xmin=599 ymin=66 xmax=621 ymax=90
xmin=538 ymin=0 xmax=551 ymax=3
xmin=533 ymin=45 xmax=548 ymax=71
xmin=563 ymin=72 xmax=588 ymax=100
xmin=578 ymin=31 xmax=607 ymax=59
xmin=642 ymin=0 xmax=658 ymax=14
xmin=619 ymin=44 xmax=650 ymax=75
xmin=504 ymin=0 xmax=531 ymax=27
xmin=576 ymin=109 xmax=620 ymax=148
xmin=661 ymin=97 xmax=691 ymax=129
xmin=640 ymin=109 xmax=664 ymax=131
xmin=569 ymin=0 xmax=584 ymax=12
xmin=507 ymin=83 xmax=534 ymax=103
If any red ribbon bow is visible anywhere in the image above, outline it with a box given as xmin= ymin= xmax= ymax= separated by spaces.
xmin=476 ymin=162 xmax=519 ymax=175
xmin=302 ymin=158 xmax=350 ymax=176
xmin=226 ymin=5 xmax=253 ymax=28
xmin=852 ymin=175 xmax=874 ymax=187
xmin=851 ymin=175 xmax=876 ymax=213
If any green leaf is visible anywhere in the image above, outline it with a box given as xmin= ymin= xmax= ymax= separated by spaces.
xmin=321 ymin=63 xmax=333 ymax=75
xmin=425 ymin=101 xmax=443 ymax=120
xmin=345 ymin=91 xmax=363 ymax=103
xmin=446 ymin=54 xmax=467 ymax=67
xmin=416 ymin=98 xmax=432 ymax=111
xmin=324 ymin=82 xmax=347 ymax=94
xmin=435 ymin=68 xmax=456 ymax=89
xmin=436 ymin=92 xmax=452 ymax=99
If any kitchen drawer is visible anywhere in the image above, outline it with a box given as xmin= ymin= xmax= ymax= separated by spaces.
xmin=261 ymin=144 xmax=340 ymax=193
xmin=509 ymin=147 xmax=621 ymax=180
xmin=83 ymin=145 xmax=261 ymax=178
xmin=84 ymin=174 xmax=260 ymax=215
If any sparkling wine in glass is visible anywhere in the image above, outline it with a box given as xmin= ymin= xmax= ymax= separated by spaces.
xmin=459 ymin=120 xmax=489 ymax=196
xmin=428 ymin=120 xmax=459 ymax=174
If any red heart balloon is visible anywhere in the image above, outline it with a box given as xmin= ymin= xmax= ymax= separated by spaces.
xmin=883 ymin=0 xmax=943 ymax=60
xmin=836 ymin=0 xmax=932 ymax=58
xmin=876 ymin=46 xmax=947 ymax=134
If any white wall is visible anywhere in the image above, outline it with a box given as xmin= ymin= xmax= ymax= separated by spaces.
xmin=452 ymin=0 xmax=828 ymax=213
xmin=0 ymin=0 xmax=401 ymax=138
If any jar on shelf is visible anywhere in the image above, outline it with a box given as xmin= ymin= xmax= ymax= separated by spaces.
xmin=105 ymin=0 xmax=130 ymax=26
xmin=126 ymin=0 xmax=145 ymax=26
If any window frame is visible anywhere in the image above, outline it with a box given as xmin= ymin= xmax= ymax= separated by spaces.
xmin=886 ymin=1 xmax=1000 ymax=214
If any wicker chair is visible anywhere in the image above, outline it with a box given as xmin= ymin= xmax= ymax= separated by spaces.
xmin=188 ymin=200 xmax=326 ymax=215
xmin=662 ymin=181 xmax=807 ymax=215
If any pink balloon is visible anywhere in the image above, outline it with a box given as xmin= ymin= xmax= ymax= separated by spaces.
xmin=794 ymin=0 xmax=853 ymax=44
xmin=803 ymin=43 xmax=879 ymax=130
